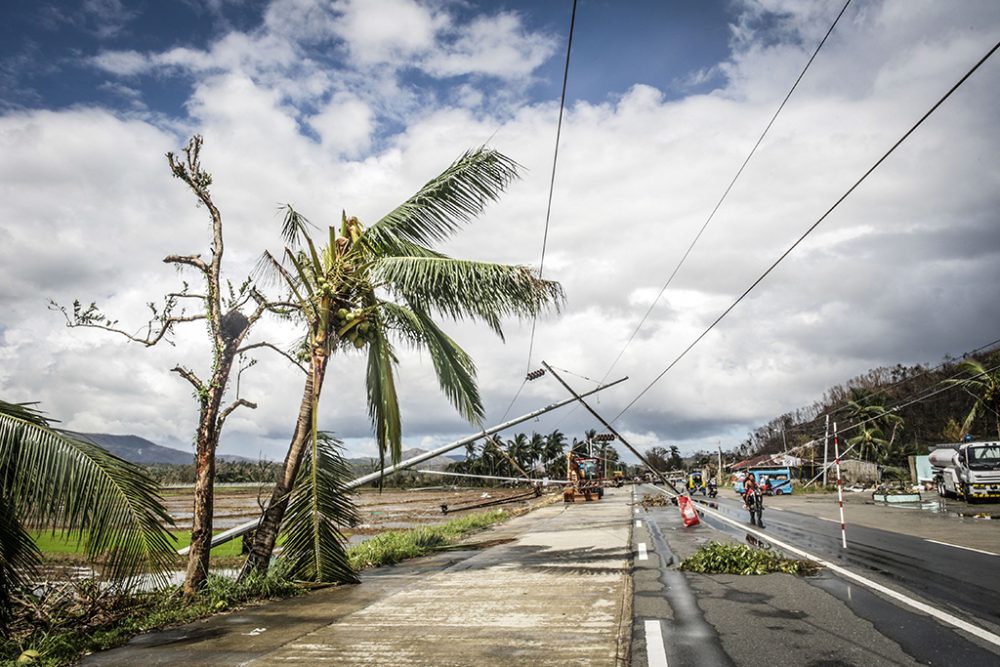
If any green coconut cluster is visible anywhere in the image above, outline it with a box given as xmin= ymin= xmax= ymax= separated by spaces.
xmin=335 ymin=307 xmax=373 ymax=349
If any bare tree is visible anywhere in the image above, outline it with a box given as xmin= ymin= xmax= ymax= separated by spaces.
xmin=53 ymin=136 xmax=293 ymax=598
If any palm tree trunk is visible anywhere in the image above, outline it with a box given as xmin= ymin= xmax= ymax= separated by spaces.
xmin=240 ymin=351 xmax=328 ymax=579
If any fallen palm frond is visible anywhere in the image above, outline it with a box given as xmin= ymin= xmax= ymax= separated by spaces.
xmin=679 ymin=541 xmax=820 ymax=576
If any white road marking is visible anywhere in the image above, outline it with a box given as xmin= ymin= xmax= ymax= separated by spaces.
xmin=769 ymin=506 xmax=784 ymax=511
xmin=925 ymin=539 xmax=998 ymax=556
xmin=648 ymin=487 xmax=1000 ymax=649
xmin=636 ymin=519 xmax=642 ymax=527
xmin=638 ymin=542 xmax=648 ymax=560
xmin=635 ymin=508 xmax=640 ymax=515
xmin=817 ymin=516 xmax=839 ymax=523
xmin=644 ymin=620 xmax=669 ymax=667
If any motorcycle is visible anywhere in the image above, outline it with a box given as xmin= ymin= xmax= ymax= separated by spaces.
xmin=744 ymin=487 xmax=764 ymax=528
xmin=707 ymin=482 xmax=718 ymax=498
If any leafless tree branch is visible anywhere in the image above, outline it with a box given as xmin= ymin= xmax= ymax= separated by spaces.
xmin=218 ymin=398 xmax=258 ymax=431
xmin=171 ymin=365 xmax=205 ymax=391
xmin=237 ymin=341 xmax=307 ymax=374
xmin=164 ymin=254 xmax=209 ymax=273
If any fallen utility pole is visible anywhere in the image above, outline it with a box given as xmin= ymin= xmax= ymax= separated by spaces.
xmin=178 ymin=375 xmax=628 ymax=554
xmin=417 ymin=469 xmax=568 ymax=485
xmin=542 ymin=361 xmax=683 ymax=495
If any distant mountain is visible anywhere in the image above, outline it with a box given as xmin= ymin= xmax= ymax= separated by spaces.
xmin=347 ymin=447 xmax=464 ymax=472
xmin=68 ymin=432 xmax=194 ymax=465
xmin=67 ymin=432 xmax=258 ymax=465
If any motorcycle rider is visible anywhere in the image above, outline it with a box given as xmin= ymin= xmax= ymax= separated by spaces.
xmin=743 ymin=474 xmax=762 ymax=525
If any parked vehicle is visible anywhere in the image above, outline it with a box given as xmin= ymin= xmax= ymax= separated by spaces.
xmin=687 ymin=471 xmax=706 ymax=495
xmin=930 ymin=441 xmax=1000 ymax=502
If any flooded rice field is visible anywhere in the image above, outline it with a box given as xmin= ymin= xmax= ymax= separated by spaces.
xmin=36 ymin=485 xmax=553 ymax=584
xmin=163 ymin=484 xmax=550 ymax=536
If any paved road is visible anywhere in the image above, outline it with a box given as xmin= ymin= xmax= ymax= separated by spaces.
xmin=698 ymin=493 xmax=1000 ymax=629
xmin=80 ymin=484 xmax=1000 ymax=666
xmin=631 ymin=484 xmax=1000 ymax=666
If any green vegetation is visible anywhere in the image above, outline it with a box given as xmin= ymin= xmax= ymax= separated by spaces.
xmin=723 ymin=348 xmax=1000 ymax=470
xmin=348 ymin=509 xmax=510 ymax=569
xmin=0 ymin=400 xmax=175 ymax=632
xmin=30 ymin=531 xmax=245 ymax=560
xmin=679 ymin=541 xmax=820 ymax=576
xmin=0 ymin=565 xmax=301 ymax=667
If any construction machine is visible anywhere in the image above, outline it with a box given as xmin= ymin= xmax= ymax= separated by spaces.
xmin=563 ymin=452 xmax=605 ymax=502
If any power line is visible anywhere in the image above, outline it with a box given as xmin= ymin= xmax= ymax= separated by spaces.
xmin=525 ymin=0 xmax=577 ymax=375
xmin=613 ymin=36 xmax=1000 ymax=424
xmin=599 ymin=0 xmax=853 ymax=384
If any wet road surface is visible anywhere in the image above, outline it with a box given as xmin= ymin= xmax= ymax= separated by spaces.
xmin=633 ymin=484 xmax=1000 ymax=665
xmin=694 ymin=493 xmax=1000 ymax=628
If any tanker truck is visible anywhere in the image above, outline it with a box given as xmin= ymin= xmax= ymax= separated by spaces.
xmin=929 ymin=441 xmax=1000 ymax=502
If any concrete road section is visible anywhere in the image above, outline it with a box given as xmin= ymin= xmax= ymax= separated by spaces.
xmin=83 ymin=488 xmax=633 ymax=667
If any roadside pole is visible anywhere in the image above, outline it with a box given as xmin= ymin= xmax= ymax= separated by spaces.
xmin=717 ymin=445 xmax=723 ymax=486
xmin=834 ymin=421 xmax=847 ymax=549
xmin=823 ymin=414 xmax=830 ymax=487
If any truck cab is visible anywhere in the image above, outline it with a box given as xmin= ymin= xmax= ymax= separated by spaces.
xmin=930 ymin=441 xmax=1000 ymax=501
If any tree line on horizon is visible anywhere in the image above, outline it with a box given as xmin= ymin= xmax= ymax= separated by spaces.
xmin=722 ymin=349 xmax=1000 ymax=469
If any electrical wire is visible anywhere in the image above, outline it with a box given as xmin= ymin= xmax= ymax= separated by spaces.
xmin=612 ymin=36 xmax=1000 ymax=424
xmin=525 ymin=0 xmax=577 ymax=375
xmin=599 ymin=0 xmax=853 ymax=384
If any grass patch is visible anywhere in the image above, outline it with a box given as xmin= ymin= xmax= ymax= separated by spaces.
xmin=679 ymin=541 xmax=820 ymax=576
xmin=1 ymin=565 xmax=302 ymax=667
xmin=348 ymin=509 xmax=510 ymax=570
xmin=31 ymin=530 xmax=246 ymax=559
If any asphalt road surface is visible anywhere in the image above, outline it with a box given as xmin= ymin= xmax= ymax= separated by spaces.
xmin=699 ymin=492 xmax=1000 ymax=628
xmin=632 ymin=484 xmax=1000 ymax=666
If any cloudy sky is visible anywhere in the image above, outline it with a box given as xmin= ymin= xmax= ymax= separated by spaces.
xmin=2 ymin=0 xmax=999 ymax=463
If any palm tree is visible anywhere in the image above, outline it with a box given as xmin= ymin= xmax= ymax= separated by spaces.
xmin=527 ymin=432 xmax=545 ymax=473
xmin=240 ymin=148 xmax=563 ymax=578
xmin=0 ymin=400 xmax=175 ymax=630
xmin=945 ymin=358 xmax=1000 ymax=440
xmin=845 ymin=392 xmax=904 ymax=463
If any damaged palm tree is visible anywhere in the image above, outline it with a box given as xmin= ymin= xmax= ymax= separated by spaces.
xmin=239 ymin=147 xmax=563 ymax=580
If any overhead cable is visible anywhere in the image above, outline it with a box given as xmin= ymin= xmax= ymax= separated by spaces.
xmin=612 ymin=36 xmax=1000 ymax=424
xmin=525 ymin=0 xmax=578 ymax=375
xmin=600 ymin=0 xmax=854 ymax=384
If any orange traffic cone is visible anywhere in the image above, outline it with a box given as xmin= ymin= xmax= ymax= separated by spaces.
xmin=677 ymin=495 xmax=701 ymax=527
